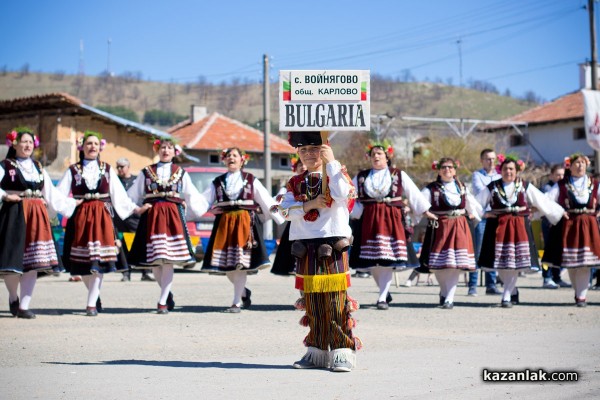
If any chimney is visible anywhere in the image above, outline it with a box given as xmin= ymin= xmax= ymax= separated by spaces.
xmin=579 ymin=62 xmax=600 ymax=89
xmin=191 ymin=105 xmax=207 ymax=123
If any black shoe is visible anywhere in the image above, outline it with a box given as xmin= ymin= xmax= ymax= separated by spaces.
xmin=441 ymin=301 xmax=453 ymax=309
xmin=85 ymin=307 xmax=98 ymax=317
xmin=166 ymin=292 xmax=175 ymax=311
xmin=486 ymin=286 xmax=502 ymax=295
xmin=17 ymin=309 xmax=36 ymax=319
xmin=157 ymin=303 xmax=169 ymax=314
xmin=439 ymin=295 xmax=446 ymax=305
xmin=241 ymin=288 xmax=252 ymax=309
xmin=9 ymin=297 xmax=19 ymax=317
xmin=376 ymin=301 xmax=389 ymax=310
xmin=510 ymin=289 xmax=519 ymax=305
xmin=500 ymin=300 xmax=513 ymax=308
xmin=386 ymin=293 xmax=393 ymax=304
xmin=96 ymin=298 xmax=103 ymax=313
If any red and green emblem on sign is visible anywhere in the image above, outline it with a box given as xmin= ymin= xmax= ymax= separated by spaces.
xmin=283 ymin=81 xmax=291 ymax=101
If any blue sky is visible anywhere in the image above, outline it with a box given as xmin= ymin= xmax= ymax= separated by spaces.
xmin=0 ymin=0 xmax=594 ymax=101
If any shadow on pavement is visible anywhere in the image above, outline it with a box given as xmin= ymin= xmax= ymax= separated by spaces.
xmin=43 ymin=359 xmax=293 ymax=369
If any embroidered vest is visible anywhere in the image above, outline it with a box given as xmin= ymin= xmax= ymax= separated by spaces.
xmin=426 ymin=179 xmax=466 ymax=212
xmin=213 ymin=172 xmax=258 ymax=211
xmin=141 ymin=163 xmax=185 ymax=204
xmin=557 ymin=175 xmax=599 ymax=211
xmin=356 ymin=167 xmax=404 ymax=207
xmin=69 ymin=162 xmax=111 ymax=201
xmin=1 ymin=159 xmax=44 ymax=192
xmin=488 ymin=179 xmax=530 ymax=216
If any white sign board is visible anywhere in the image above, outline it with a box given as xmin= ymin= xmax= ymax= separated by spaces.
xmin=279 ymin=70 xmax=370 ymax=131
xmin=582 ymin=89 xmax=600 ymax=151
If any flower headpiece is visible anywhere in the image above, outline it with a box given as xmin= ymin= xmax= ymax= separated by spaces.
xmin=153 ymin=138 xmax=181 ymax=155
xmin=6 ymin=127 xmax=39 ymax=148
xmin=290 ymin=153 xmax=301 ymax=172
xmin=77 ymin=130 xmax=106 ymax=152
xmin=221 ymin=148 xmax=250 ymax=166
xmin=495 ymin=153 xmax=525 ymax=173
xmin=431 ymin=159 xmax=460 ymax=170
xmin=365 ymin=139 xmax=394 ymax=159
xmin=565 ymin=152 xmax=590 ymax=168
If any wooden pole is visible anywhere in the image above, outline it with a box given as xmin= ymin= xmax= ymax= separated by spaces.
xmin=320 ymin=131 xmax=329 ymax=195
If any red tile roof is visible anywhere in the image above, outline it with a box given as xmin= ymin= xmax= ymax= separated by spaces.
xmin=505 ymin=91 xmax=583 ymax=125
xmin=170 ymin=112 xmax=295 ymax=154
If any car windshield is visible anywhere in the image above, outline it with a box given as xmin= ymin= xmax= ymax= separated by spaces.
xmin=187 ymin=171 xmax=222 ymax=193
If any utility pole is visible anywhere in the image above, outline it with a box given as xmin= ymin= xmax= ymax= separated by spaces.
xmin=457 ymin=37 xmax=464 ymax=135
xmin=590 ymin=0 xmax=598 ymax=90
xmin=590 ymin=0 xmax=600 ymax=172
xmin=263 ymin=54 xmax=273 ymax=239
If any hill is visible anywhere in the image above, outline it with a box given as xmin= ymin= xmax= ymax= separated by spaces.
xmin=0 ymin=71 xmax=535 ymax=130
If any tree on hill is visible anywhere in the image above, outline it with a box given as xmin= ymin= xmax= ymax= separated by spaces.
xmin=96 ymin=105 xmax=139 ymax=122
xmin=143 ymin=109 xmax=187 ymax=127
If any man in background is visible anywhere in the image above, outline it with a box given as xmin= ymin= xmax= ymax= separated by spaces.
xmin=115 ymin=158 xmax=155 ymax=282
xmin=467 ymin=149 xmax=502 ymax=296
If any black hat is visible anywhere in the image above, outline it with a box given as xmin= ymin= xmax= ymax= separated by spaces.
xmin=288 ymin=131 xmax=322 ymax=147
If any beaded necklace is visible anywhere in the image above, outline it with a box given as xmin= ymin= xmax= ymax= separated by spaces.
xmin=305 ymin=172 xmax=322 ymax=199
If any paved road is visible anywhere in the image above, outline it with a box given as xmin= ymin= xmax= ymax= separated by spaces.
xmin=1 ymin=268 xmax=598 ymax=399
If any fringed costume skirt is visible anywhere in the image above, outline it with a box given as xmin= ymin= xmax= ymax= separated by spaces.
xmin=542 ymin=214 xmax=600 ymax=269
xmin=0 ymin=198 xmax=61 ymax=274
xmin=62 ymin=200 xmax=126 ymax=275
xmin=294 ymin=239 xmax=361 ymax=351
xmin=350 ymin=203 xmax=418 ymax=270
xmin=419 ymin=215 xmax=476 ymax=271
xmin=202 ymin=209 xmax=269 ymax=274
xmin=129 ymin=201 xmax=194 ymax=267
xmin=478 ymin=214 xmax=539 ymax=271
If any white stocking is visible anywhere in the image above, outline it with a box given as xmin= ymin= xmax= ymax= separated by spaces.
xmin=371 ymin=267 xmax=393 ymax=302
xmin=158 ymin=265 xmax=174 ymax=305
xmin=153 ymin=266 xmax=163 ymax=288
xmin=497 ymin=270 xmax=518 ymax=302
xmin=568 ymin=268 xmax=591 ymax=300
xmin=86 ymin=273 xmax=103 ymax=308
xmin=18 ymin=271 xmax=37 ymax=310
xmin=226 ymin=270 xmax=247 ymax=307
xmin=3 ymin=274 xmax=19 ymax=303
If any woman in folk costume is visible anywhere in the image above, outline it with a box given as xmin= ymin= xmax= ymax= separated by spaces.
xmin=279 ymin=131 xmax=360 ymax=372
xmin=0 ymin=128 xmax=77 ymax=319
xmin=57 ymin=131 xmax=144 ymax=316
xmin=420 ymin=158 xmax=482 ymax=309
xmin=476 ymin=154 xmax=563 ymax=308
xmin=128 ymin=138 xmax=206 ymax=314
xmin=349 ymin=140 xmax=430 ymax=310
xmin=542 ymin=153 xmax=600 ymax=307
xmin=271 ymin=155 xmax=306 ymax=276
xmin=200 ymin=147 xmax=284 ymax=313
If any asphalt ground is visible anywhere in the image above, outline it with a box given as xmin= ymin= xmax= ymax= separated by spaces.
xmin=1 ymin=267 xmax=598 ymax=400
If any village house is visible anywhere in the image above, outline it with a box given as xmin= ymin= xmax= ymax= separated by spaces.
xmin=169 ymin=106 xmax=296 ymax=192
xmin=0 ymin=93 xmax=171 ymax=178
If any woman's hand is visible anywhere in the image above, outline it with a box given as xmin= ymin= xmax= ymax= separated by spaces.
xmin=2 ymin=194 xmax=22 ymax=202
xmin=320 ymin=145 xmax=335 ymax=165
xmin=484 ymin=212 xmax=497 ymax=219
xmin=563 ymin=211 xmax=570 ymax=220
xmin=303 ymin=194 xmax=328 ymax=212
xmin=134 ymin=203 xmax=153 ymax=215
xmin=424 ymin=211 xmax=438 ymax=220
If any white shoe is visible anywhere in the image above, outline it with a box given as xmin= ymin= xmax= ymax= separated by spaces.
xmin=542 ymin=279 xmax=558 ymax=289
xmin=404 ymin=280 xmax=412 ymax=287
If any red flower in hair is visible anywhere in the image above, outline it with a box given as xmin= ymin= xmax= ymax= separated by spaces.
xmin=431 ymin=160 xmax=439 ymax=171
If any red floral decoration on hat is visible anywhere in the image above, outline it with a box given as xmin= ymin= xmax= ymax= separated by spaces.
xmin=563 ymin=156 xmax=571 ymax=169
xmin=495 ymin=153 xmax=525 ymax=173
xmin=6 ymin=128 xmax=40 ymax=148
xmin=431 ymin=160 xmax=439 ymax=170
xmin=365 ymin=140 xmax=394 ymax=159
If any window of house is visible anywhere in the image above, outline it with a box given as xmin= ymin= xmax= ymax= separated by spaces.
xmin=280 ymin=156 xmax=289 ymax=168
xmin=509 ymin=135 xmax=525 ymax=147
xmin=573 ymin=127 xmax=586 ymax=140
xmin=209 ymin=154 xmax=220 ymax=165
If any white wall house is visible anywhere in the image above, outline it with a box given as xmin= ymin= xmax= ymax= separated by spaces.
xmin=491 ymin=91 xmax=594 ymax=169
